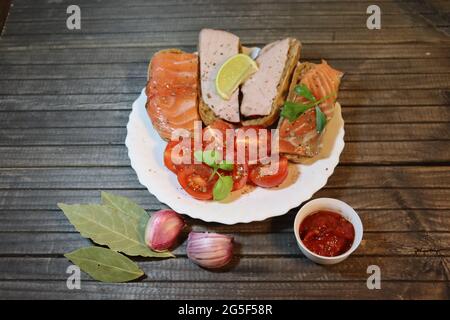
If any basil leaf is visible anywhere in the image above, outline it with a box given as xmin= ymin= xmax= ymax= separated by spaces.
xmin=65 ymin=246 xmax=144 ymax=283
xmin=315 ymin=106 xmax=327 ymax=133
xmin=213 ymin=176 xmax=233 ymax=201
xmin=281 ymin=101 xmax=313 ymax=122
xmin=294 ymin=84 xmax=316 ymax=102
xmin=194 ymin=150 xmax=204 ymax=163
xmin=202 ymin=149 xmax=222 ymax=167
xmin=218 ymin=161 xmax=234 ymax=171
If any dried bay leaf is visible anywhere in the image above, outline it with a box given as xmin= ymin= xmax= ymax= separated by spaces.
xmin=58 ymin=203 xmax=173 ymax=258
xmin=65 ymin=246 xmax=144 ymax=282
xmin=101 ymin=191 xmax=149 ymax=237
xmin=101 ymin=191 xmax=148 ymax=222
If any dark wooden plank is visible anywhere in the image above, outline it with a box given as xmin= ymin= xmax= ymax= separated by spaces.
xmin=0 ymin=256 xmax=447 ymax=281
xmin=1 ymin=45 xmax=449 ymax=64
xmin=2 ymin=107 xmax=450 ymax=129
xmin=3 ymin=15 xmax=428 ymax=36
xmin=0 ymin=74 xmax=448 ymax=95
xmin=0 ymin=231 xmax=448 ymax=256
xmin=1 ymin=208 xmax=448 ymax=233
xmin=0 ymin=94 xmax=136 ymax=111
xmin=2 ymin=59 xmax=450 ymax=81
xmin=1 ymin=166 xmax=449 ymax=189
xmin=0 ymin=188 xmax=449 ymax=210
xmin=0 ymin=280 xmax=447 ymax=299
xmin=1 ymin=123 xmax=448 ymax=146
xmin=3 ymin=27 xmax=448 ymax=48
xmin=1 ymin=140 xmax=449 ymax=167
xmin=1 ymin=90 xmax=448 ymax=112
xmin=7 ymin=0 xmax=419 ymax=8
xmin=6 ymin=2 xmax=410 ymax=21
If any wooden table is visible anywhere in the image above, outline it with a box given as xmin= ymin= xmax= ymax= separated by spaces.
xmin=0 ymin=0 xmax=449 ymax=300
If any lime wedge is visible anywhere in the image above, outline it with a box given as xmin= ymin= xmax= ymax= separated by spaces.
xmin=215 ymin=54 xmax=258 ymax=100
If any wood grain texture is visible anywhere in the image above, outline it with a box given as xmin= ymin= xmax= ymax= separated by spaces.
xmin=0 ymin=141 xmax=449 ymax=167
xmin=1 ymin=89 xmax=448 ymax=112
xmin=0 ymin=188 xmax=449 ymax=210
xmin=0 ymin=209 xmax=448 ymax=233
xmin=4 ymin=2 xmax=411 ymax=21
xmin=0 ymin=108 xmax=449 ymax=130
xmin=0 ymin=231 xmax=448 ymax=256
xmin=2 ymin=59 xmax=450 ymax=81
xmin=0 ymin=123 xmax=449 ymax=145
xmin=0 ymin=281 xmax=447 ymax=299
xmin=1 ymin=166 xmax=449 ymax=189
xmin=0 ymin=256 xmax=448 ymax=281
xmin=0 ymin=0 xmax=449 ymax=300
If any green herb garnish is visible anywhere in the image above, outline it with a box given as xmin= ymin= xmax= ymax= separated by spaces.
xmin=315 ymin=106 xmax=327 ymax=133
xmin=280 ymin=101 xmax=312 ymax=122
xmin=195 ymin=150 xmax=235 ymax=200
xmin=213 ymin=175 xmax=234 ymax=201
xmin=281 ymin=92 xmax=336 ymax=125
xmin=294 ymin=84 xmax=316 ymax=102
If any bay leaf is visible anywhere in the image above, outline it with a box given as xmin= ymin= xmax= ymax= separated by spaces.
xmin=101 ymin=191 xmax=149 ymax=239
xmin=58 ymin=203 xmax=173 ymax=258
xmin=101 ymin=191 xmax=148 ymax=222
xmin=65 ymin=246 xmax=144 ymax=283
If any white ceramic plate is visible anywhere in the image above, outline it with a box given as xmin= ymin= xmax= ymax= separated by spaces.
xmin=126 ymin=89 xmax=345 ymax=224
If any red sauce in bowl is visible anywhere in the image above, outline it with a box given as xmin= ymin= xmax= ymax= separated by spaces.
xmin=299 ymin=210 xmax=355 ymax=257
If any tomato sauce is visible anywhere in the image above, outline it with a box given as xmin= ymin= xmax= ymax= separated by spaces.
xmin=299 ymin=210 xmax=355 ymax=257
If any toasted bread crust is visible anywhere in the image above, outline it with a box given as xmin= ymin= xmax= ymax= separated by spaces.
xmin=241 ymin=38 xmax=301 ymax=127
xmin=198 ymin=97 xmax=222 ymax=126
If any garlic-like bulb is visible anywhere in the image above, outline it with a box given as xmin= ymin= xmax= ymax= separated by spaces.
xmin=187 ymin=232 xmax=234 ymax=269
xmin=145 ymin=209 xmax=185 ymax=252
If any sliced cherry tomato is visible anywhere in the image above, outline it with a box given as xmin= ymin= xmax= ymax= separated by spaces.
xmin=177 ymin=164 xmax=218 ymax=200
xmin=203 ymin=120 xmax=235 ymax=159
xmin=163 ymin=138 xmax=194 ymax=174
xmin=231 ymin=163 xmax=249 ymax=191
xmin=235 ymin=125 xmax=271 ymax=165
xmin=249 ymin=156 xmax=289 ymax=188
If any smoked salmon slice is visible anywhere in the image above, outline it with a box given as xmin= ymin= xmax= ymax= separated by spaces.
xmin=278 ymin=60 xmax=343 ymax=158
xmin=146 ymin=50 xmax=200 ymax=141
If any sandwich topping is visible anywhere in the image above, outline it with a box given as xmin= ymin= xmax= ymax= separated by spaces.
xmin=199 ymin=29 xmax=241 ymax=123
xmin=278 ymin=60 xmax=343 ymax=157
xmin=145 ymin=50 xmax=200 ymax=141
xmin=240 ymin=38 xmax=291 ymax=117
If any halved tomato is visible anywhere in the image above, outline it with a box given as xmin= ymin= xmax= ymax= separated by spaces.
xmin=177 ymin=164 xmax=218 ymax=200
xmin=235 ymin=125 xmax=271 ymax=165
xmin=231 ymin=163 xmax=248 ymax=191
xmin=163 ymin=138 xmax=194 ymax=173
xmin=203 ymin=120 xmax=235 ymax=160
xmin=249 ymin=156 xmax=288 ymax=188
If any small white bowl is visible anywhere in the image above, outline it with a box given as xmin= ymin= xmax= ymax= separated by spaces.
xmin=294 ymin=198 xmax=363 ymax=265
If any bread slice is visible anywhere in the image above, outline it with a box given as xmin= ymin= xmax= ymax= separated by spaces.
xmin=241 ymin=38 xmax=301 ymax=127
xmin=198 ymin=97 xmax=221 ymax=126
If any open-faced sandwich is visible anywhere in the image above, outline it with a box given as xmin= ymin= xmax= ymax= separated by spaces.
xmin=144 ymin=29 xmax=343 ymax=201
